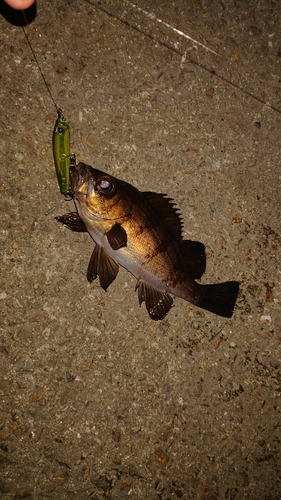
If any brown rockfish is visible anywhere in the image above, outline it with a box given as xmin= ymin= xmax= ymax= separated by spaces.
xmin=57 ymin=162 xmax=239 ymax=320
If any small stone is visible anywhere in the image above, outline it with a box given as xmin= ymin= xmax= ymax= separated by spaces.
xmin=41 ymin=327 xmax=51 ymax=340
xmin=260 ymin=315 xmax=272 ymax=323
xmin=122 ymin=477 xmax=131 ymax=488
xmin=232 ymin=214 xmax=243 ymax=223
xmin=81 ymin=365 xmax=90 ymax=372
xmin=230 ymin=53 xmax=240 ymax=62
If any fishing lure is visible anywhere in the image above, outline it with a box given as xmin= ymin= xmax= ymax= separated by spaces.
xmin=53 ymin=109 xmax=71 ymax=196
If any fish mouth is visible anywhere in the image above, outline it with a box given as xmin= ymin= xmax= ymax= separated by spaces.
xmin=70 ymin=162 xmax=92 ymax=196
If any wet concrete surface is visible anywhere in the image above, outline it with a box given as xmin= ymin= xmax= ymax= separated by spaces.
xmin=1 ymin=0 xmax=281 ymax=498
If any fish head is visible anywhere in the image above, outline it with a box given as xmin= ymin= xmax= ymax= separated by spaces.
xmin=70 ymin=162 xmax=127 ymax=221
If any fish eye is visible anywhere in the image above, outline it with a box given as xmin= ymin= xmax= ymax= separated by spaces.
xmin=98 ymin=177 xmax=114 ymax=194
xmin=55 ymin=127 xmax=64 ymax=135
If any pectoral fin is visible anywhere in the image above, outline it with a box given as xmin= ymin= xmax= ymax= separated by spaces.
xmin=106 ymin=223 xmax=127 ymax=250
xmin=87 ymin=245 xmax=119 ymax=290
xmin=136 ymin=280 xmax=173 ymax=321
xmin=56 ymin=212 xmax=87 ymax=232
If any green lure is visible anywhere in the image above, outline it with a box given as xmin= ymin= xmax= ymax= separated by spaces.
xmin=53 ymin=109 xmax=71 ymax=195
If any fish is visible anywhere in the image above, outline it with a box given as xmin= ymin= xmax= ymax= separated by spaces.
xmin=57 ymin=162 xmax=239 ymax=320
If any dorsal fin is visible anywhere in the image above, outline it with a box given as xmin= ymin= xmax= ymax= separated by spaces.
xmin=180 ymin=240 xmax=206 ymax=279
xmin=142 ymin=191 xmax=183 ymax=241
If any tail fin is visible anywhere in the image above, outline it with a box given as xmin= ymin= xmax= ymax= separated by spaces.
xmin=197 ymin=281 xmax=239 ymax=318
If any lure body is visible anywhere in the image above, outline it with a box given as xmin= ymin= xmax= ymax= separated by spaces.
xmin=53 ymin=109 xmax=71 ymax=195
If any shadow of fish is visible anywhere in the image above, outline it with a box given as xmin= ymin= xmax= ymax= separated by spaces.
xmin=57 ymin=162 xmax=239 ymax=320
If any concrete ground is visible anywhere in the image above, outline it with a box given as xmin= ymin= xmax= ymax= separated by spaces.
xmin=1 ymin=0 xmax=280 ymax=498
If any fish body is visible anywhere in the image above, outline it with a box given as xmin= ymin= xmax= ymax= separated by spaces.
xmin=58 ymin=162 xmax=239 ymax=320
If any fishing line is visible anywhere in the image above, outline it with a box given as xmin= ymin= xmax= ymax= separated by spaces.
xmin=20 ymin=1 xmax=280 ymax=116
xmin=20 ymin=9 xmax=73 ymax=198
xmin=122 ymin=0 xmax=222 ymax=57
xmin=85 ymin=0 xmax=281 ymax=114
xmin=21 ymin=10 xmax=60 ymax=114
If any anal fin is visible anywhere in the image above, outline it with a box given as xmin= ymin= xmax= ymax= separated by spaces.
xmin=136 ymin=280 xmax=173 ymax=321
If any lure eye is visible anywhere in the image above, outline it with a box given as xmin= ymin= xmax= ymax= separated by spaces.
xmin=55 ymin=127 xmax=64 ymax=135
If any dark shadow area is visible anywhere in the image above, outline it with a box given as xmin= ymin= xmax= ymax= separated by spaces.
xmin=0 ymin=0 xmax=36 ymax=26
